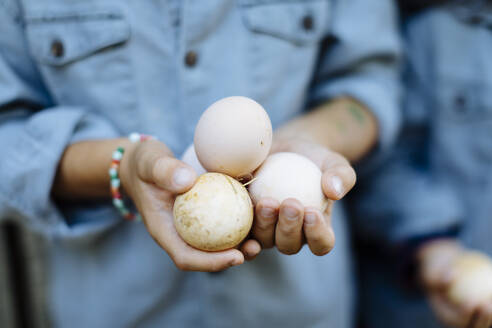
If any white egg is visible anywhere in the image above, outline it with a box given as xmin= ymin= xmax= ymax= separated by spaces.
xmin=173 ymin=173 xmax=253 ymax=251
xmin=448 ymin=252 xmax=492 ymax=305
xmin=181 ymin=144 xmax=207 ymax=175
xmin=194 ymin=96 xmax=272 ymax=178
xmin=248 ymin=152 xmax=328 ymax=210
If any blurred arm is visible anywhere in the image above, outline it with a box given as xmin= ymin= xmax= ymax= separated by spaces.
xmin=280 ymin=0 xmax=402 ymax=165
xmin=275 ymin=97 xmax=378 ymax=163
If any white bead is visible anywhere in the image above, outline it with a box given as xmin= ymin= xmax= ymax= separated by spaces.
xmin=113 ymin=198 xmax=124 ymax=208
xmin=108 ymin=168 xmax=117 ymax=177
xmin=111 ymin=179 xmax=120 ymax=188
xmin=112 ymin=151 xmax=123 ymax=161
xmin=129 ymin=132 xmax=140 ymax=143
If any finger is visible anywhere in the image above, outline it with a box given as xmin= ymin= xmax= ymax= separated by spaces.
xmin=240 ymin=239 xmax=262 ymax=261
xmin=252 ymin=197 xmax=280 ymax=248
xmin=145 ymin=210 xmax=244 ymax=272
xmin=303 ymin=207 xmax=335 ymax=256
xmin=275 ymin=198 xmax=304 ymax=255
xmin=483 ymin=303 xmax=492 ymax=328
xmin=470 ymin=304 xmax=492 ymax=328
xmin=171 ymin=248 xmax=245 ymax=272
xmin=485 ymin=303 xmax=492 ymax=328
xmin=421 ymin=260 xmax=454 ymax=291
xmin=139 ymin=153 xmax=197 ymax=194
xmin=320 ymin=149 xmax=351 ymax=170
xmin=429 ymin=293 xmax=471 ymax=328
xmin=468 ymin=308 xmax=481 ymax=328
xmin=418 ymin=240 xmax=462 ymax=290
xmin=321 ymin=165 xmax=356 ymax=200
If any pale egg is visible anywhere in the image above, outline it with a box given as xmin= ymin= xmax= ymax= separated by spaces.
xmin=448 ymin=252 xmax=492 ymax=305
xmin=248 ymin=152 xmax=328 ymax=210
xmin=194 ymin=96 xmax=272 ymax=178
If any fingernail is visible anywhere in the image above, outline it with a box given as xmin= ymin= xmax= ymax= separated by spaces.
xmin=331 ymin=176 xmax=344 ymax=197
xmin=304 ymin=212 xmax=317 ymax=225
xmin=173 ymin=168 xmax=194 ymax=188
xmin=261 ymin=207 xmax=275 ymax=218
xmin=284 ymin=207 xmax=299 ymax=220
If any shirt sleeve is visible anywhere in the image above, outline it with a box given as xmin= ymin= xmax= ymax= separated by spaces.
xmin=0 ymin=1 xmax=120 ymax=237
xmin=309 ymin=0 xmax=402 ymax=170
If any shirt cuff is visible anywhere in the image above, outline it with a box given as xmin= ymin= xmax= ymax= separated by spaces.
xmin=310 ymin=64 xmax=401 ymax=172
xmin=0 ymin=107 xmax=120 ymax=238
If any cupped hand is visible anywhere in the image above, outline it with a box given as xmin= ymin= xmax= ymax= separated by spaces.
xmin=418 ymin=239 xmax=492 ymax=328
xmin=251 ymin=138 xmax=356 ymax=256
xmin=119 ymin=139 xmax=261 ymax=271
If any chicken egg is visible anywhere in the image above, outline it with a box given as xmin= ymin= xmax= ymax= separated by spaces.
xmin=194 ymin=96 xmax=272 ymax=178
xmin=248 ymin=152 xmax=328 ymax=210
xmin=173 ymin=173 xmax=253 ymax=251
xmin=448 ymin=252 xmax=492 ymax=305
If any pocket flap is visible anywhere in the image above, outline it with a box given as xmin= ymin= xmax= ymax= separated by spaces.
xmin=25 ymin=8 xmax=130 ymax=66
xmin=240 ymin=0 xmax=330 ymax=46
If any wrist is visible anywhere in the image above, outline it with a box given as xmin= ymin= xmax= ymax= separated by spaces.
xmin=270 ymin=135 xmax=316 ymax=154
xmin=109 ymin=133 xmax=157 ymax=220
xmin=118 ymin=139 xmax=138 ymax=198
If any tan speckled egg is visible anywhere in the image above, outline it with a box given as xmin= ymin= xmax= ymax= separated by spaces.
xmin=194 ymin=96 xmax=272 ymax=178
xmin=173 ymin=173 xmax=253 ymax=251
xmin=248 ymin=152 xmax=328 ymax=211
xmin=448 ymin=252 xmax=492 ymax=305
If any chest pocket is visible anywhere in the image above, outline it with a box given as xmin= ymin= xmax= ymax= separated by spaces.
xmin=431 ymin=21 xmax=492 ymax=166
xmin=240 ymin=0 xmax=330 ymax=46
xmin=435 ymin=78 xmax=492 ymax=164
xmin=238 ymin=0 xmax=331 ymax=123
xmin=22 ymin=6 xmax=138 ymax=132
xmin=437 ymin=78 xmax=492 ymax=123
xmin=25 ymin=9 xmax=130 ymax=66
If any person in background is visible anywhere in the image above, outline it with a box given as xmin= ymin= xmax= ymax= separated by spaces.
xmin=351 ymin=1 xmax=492 ymax=327
xmin=0 ymin=0 xmax=400 ymax=327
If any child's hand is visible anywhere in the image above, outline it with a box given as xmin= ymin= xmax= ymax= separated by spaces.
xmin=119 ymin=139 xmax=261 ymax=271
xmin=418 ymin=240 xmax=492 ymax=328
xmin=251 ymin=138 xmax=356 ymax=256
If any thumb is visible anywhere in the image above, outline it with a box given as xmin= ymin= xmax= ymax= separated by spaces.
xmin=138 ymin=146 xmax=197 ymax=193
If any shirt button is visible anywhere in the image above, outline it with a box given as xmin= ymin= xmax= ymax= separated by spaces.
xmin=302 ymin=15 xmax=314 ymax=31
xmin=184 ymin=51 xmax=198 ymax=67
xmin=470 ymin=15 xmax=483 ymax=25
xmin=454 ymin=94 xmax=467 ymax=113
xmin=51 ymin=40 xmax=64 ymax=58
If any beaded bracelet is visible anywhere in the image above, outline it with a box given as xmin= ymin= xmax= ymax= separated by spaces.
xmin=109 ymin=133 xmax=155 ymax=221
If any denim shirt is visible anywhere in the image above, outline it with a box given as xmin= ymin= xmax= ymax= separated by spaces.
xmin=0 ymin=0 xmax=400 ymax=327
xmin=351 ymin=4 xmax=492 ymax=328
